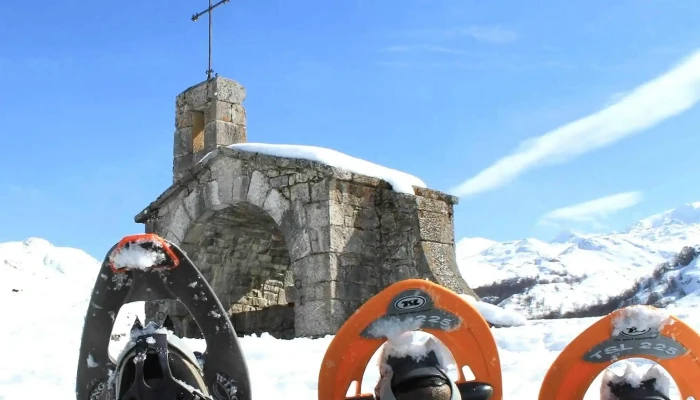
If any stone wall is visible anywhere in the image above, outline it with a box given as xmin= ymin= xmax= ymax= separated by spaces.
xmin=136 ymin=147 xmax=476 ymax=338
xmin=319 ymin=178 xmax=475 ymax=325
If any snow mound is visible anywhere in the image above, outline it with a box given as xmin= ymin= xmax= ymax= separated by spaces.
xmin=202 ymin=143 xmax=426 ymax=194
xmin=460 ymin=294 xmax=528 ymax=327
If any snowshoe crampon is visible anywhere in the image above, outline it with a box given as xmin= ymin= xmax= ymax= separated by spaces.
xmin=75 ymin=234 xmax=251 ymax=400
xmin=538 ymin=305 xmax=700 ymax=400
xmin=318 ymin=279 xmax=502 ymax=400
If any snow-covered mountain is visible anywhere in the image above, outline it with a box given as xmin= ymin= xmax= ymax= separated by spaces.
xmin=457 ymin=202 xmax=700 ymax=319
xmin=1 ymin=237 xmax=98 ymax=319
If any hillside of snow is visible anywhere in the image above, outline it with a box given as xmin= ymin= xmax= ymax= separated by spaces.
xmin=457 ymin=202 xmax=700 ymax=319
xmin=0 ymin=238 xmax=145 ymax=394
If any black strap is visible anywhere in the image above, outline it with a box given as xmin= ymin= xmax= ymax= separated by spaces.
xmin=392 ymin=376 xmax=451 ymax=394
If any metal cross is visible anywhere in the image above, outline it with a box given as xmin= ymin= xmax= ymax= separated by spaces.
xmin=191 ymin=0 xmax=231 ymax=80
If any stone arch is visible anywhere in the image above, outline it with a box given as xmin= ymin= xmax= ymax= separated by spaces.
xmin=180 ymin=200 xmax=302 ymax=338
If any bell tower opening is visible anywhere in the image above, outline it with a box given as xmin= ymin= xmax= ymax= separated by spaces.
xmin=192 ymin=110 xmax=205 ymax=153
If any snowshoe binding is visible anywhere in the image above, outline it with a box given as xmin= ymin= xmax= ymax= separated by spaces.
xmin=374 ymin=340 xmax=494 ymax=400
xmin=75 ymin=234 xmax=251 ymax=400
xmin=605 ymin=377 xmax=671 ymax=400
xmin=114 ymin=318 xmax=210 ymax=399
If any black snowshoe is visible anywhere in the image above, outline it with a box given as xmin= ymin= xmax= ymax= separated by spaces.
xmin=75 ymin=234 xmax=251 ymax=400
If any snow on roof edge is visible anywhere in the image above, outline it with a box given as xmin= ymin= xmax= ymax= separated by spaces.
xmin=201 ymin=143 xmax=427 ymax=195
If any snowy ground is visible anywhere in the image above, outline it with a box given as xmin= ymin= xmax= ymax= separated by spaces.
xmin=2 ymin=238 xmax=699 ymax=399
xmin=2 ymin=292 xmax=696 ymax=399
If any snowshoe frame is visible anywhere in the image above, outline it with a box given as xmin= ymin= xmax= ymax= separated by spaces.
xmin=318 ymin=279 xmax=503 ymax=400
xmin=539 ymin=305 xmax=700 ymax=400
xmin=75 ymin=234 xmax=251 ymax=400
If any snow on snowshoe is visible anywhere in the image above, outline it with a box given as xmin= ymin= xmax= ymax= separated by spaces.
xmin=373 ymin=331 xmax=494 ymax=400
xmin=599 ymin=362 xmax=671 ymax=400
xmin=113 ymin=318 xmax=212 ymax=399
xmin=538 ymin=305 xmax=700 ymax=400
xmin=318 ymin=279 xmax=502 ymax=400
xmin=75 ymin=233 xmax=251 ymax=400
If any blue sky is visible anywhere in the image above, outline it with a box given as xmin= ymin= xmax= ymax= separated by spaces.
xmin=2 ymin=0 xmax=700 ymax=259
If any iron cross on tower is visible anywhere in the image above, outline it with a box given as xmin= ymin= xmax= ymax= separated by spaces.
xmin=191 ymin=0 xmax=231 ymax=80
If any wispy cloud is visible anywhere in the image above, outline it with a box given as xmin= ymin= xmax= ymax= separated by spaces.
xmin=450 ymin=49 xmax=700 ymax=197
xmin=602 ymin=91 xmax=629 ymax=107
xmin=539 ymin=191 xmax=644 ymax=227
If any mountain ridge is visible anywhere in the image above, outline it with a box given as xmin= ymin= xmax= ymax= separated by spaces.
xmin=457 ymin=201 xmax=700 ymax=319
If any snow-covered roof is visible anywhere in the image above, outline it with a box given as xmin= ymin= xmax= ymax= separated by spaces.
xmin=202 ymin=143 xmax=427 ymax=195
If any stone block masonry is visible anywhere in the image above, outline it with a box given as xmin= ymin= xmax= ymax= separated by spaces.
xmin=136 ymin=76 xmax=478 ymax=339
xmin=173 ymin=77 xmax=247 ymax=182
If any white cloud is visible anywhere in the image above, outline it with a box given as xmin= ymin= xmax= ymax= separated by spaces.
xmin=603 ymin=91 xmax=628 ymax=107
xmin=539 ymin=191 xmax=644 ymax=226
xmin=450 ymin=49 xmax=700 ymax=197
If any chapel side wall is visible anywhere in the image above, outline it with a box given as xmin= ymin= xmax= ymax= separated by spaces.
xmin=412 ymin=189 xmax=477 ymax=297
xmin=325 ymin=177 xmax=386 ymax=331
xmin=323 ymin=176 xmax=471 ymax=330
xmin=374 ymin=189 xmax=438 ymax=286
xmin=326 ymin=176 xmax=476 ymax=316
